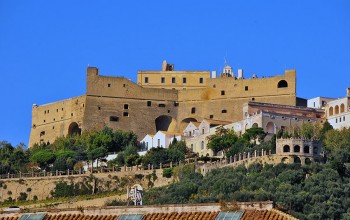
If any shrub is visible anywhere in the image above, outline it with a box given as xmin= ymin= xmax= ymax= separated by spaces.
xmin=163 ymin=168 xmax=173 ymax=178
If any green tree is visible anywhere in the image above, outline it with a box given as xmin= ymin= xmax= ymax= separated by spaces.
xmin=207 ymin=126 xmax=238 ymax=156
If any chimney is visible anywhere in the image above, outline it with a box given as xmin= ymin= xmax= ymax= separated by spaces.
xmin=237 ymin=69 xmax=243 ymax=79
xmin=162 ymin=60 xmax=167 ymax=71
xmin=211 ymin=71 xmax=217 ymax=78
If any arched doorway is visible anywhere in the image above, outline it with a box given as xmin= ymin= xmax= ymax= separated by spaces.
xmin=281 ymin=157 xmax=289 ymax=163
xmin=179 ymin=117 xmax=198 ymax=133
xmin=294 ymin=156 xmax=301 ymax=164
xmin=266 ymin=122 xmax=275 ymax=134
xmin=252 ymin=123 xmax=258 ymax=128
xmin=68 ymin=122 xmax=81 ymax=136
xmin=305 ymin=158 xmax=312 ymax=165
xmin=155 ymin=115 xmax=177 ymax=132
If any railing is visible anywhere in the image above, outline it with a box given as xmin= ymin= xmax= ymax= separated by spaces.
xmin=0 ymin=161 xmax=186 ymax=180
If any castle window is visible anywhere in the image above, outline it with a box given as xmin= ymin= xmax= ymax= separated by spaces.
xmin=147 ymin=101 xmax=152 ymax=107
xmin=213 ymin=84 xmax=216 ymax=88
xmin=159 ymin=104 xmax=166 ymax=107
xmin=172 ymin=77 xmax=176 ymax=83
xmin=191 ymin=107 xmax=196 ymax=114
xmin=144 ymin=77 xmax=149 ymax=83
xmin=221 ymin=90 xmax=225 ymax=95
xmin=62 ymin=108 xmax=64 ymax=111
xmin=124 ymin=104 xmax=129 ymax=110
xmin=183 ymin=77 xmax=187 ymax=83
xmin=53 ymin=118 xmax=55 ymax=121
xmin=199 ymin=78 xmax=203 ymax=84
xmin=40 ymin=131 xmax=45 ymax=137
xmin=98 ymin=106 xmax=101 ymax=110
xmin=174 ymin=102 xmax=179 ymax=107
xmin=52 ymin=126 xmax=55 ymax=129
xmin=108 ymin=83 xmax=111 ymax=87
xmin=245 ymin=86 xmax=248 ymax=91
xmin=277 ymin=80 xmax=288 ymax=88
xmin=123 ymin=112 xmax=129 ymax=117
xmin=83 ymin=104 xmax=85 ymax=107
xmin=43 ymin=120 xmax=46 ymax=123
xmin=71 ymin=113 xmax=73 ymax=116
xmin=56 ymin=109 xmax=58 ymax=112
xmin=222 ymin=109 xmax=227 ymax=113
xmin=283 ymin=145 xmax=290 ymax=152
xmin=252 ymin=98 xmax=255 ymax=101
xmin=44 ymin=110 xmax=46 ymax=114
xmin=110 ymin=116 xmax=119 ymax=122
xmin=123 ymin=84 xmax=126 ymax=87
xmin=209 ymin=115 xmax=214 ymax=119
xmin=161 ymin=77 xmax=165 ymax=83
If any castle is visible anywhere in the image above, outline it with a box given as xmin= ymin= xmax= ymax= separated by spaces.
xmin=29 ymin=61 xmax=298 ymax=147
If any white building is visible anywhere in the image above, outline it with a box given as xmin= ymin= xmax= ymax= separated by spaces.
xmin=325 ymin=88 xmax=350 ymax=129
xmin=153 ymin=131 xmax=182 ymax=148
xmin=307 ymin=97 xmax=335 ymax=109
xmin=140 ymin=134 xmax=154 ymax=151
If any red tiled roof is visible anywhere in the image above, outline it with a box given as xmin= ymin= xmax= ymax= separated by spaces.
xmin=143 ymin=211 xmax=219 ymax=220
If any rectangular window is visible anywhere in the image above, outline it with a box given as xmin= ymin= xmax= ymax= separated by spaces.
xmin=201 ymin=141 xmax=204 ymax=150
xmin=209 ymin=115 xmax=214 ymax=119
xmin=174 ymin=102 xmax=179 ymax=107
xmin=202 ymin=128 xmax=205 ymax=134
xmin=147 ymin=101 xmax=152 ymax=106
xmin=161 ymin=77 xmax=165 ymax=83
xmin=145 ymin=77 xmax=149 ymax=83
xmin=222 ymin=109 xmax=227 ymax=113
xmin=158 ymin=139 xmax=160 ymax=147
xmin=108 ymin=83 xmax=111 ymax=87
xmin=110 ymin=116 xmax=119 ymax=122
xmin=245 ymin=86 xmax=249 ymax=91
xmin=199 ymin=78 xmax=203 ymax=84
xmin=221 ymin=90 xmax=225 ymax=95
xmin=124 ymin=104 xmax=129 ymax=109
xmin=172 ymin=77 xmax=176 ymax=83
xmin=158 ymin=104 xmax=166 ymax=107
xmin=123 ymin=112 xmax=129 ymax=117
xmin=183 ymin=77 xmax=187 ymax=83
xmin=189 ymin=131 xmax=192 ymax=136
xmin=191 ymin=107 xmax=196 ymax=114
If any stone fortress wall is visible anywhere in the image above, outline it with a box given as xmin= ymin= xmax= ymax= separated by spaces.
xmin=29 ymin=61 xmax=298 ymax=147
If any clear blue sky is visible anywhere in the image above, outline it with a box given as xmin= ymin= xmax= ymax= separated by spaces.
xmin=1 ymin=1 xmax=349 ymax=147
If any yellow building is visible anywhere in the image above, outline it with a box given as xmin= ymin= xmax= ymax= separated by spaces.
xmin=29 ymin=61 xmax=298 ymax=147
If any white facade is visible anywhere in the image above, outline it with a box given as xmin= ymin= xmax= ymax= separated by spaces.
xmin=183 ymin=122 xmax=200 ymax=137
xmin=152 ymin=131 xmax=181 ymax=149
xmin=307 ymin=97 xmax=335 ymax=109
xmin=140 ymin=134 xmax=154 ymax=151
xmin=325 ymin=89 xmax=350 ymax=129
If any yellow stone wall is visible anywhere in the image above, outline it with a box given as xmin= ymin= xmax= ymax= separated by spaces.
xmin=29 ymin=66 xmax=297 ymax=147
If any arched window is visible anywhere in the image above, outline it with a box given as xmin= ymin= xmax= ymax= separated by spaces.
xmin=277 ymin=80 xmax=288 ymax=88
xmin=335 ymin=105 xmax=339 ymax=114
xmin=201 ymin=141 xmax=204 ymax=150
xmin=304 ymin=145 xmax=310 ymax=154
xmin=341 ymin=103 xmax=345 ymax=113
xmin=283 ymin=145 xmax=290 ymax=152
xmin=294 ymin=145 xmax=300 ymax=153
xmin=329 ymin=107 xmax=334 ymax=116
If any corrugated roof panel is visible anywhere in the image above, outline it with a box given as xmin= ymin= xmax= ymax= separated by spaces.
xmin=117 ymin=214 xmax=143 ymax=220
xmin=216 ymin=211 xmax=244 ymax=220
xmin=19 ymin=214 xmax=47 ymax=220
